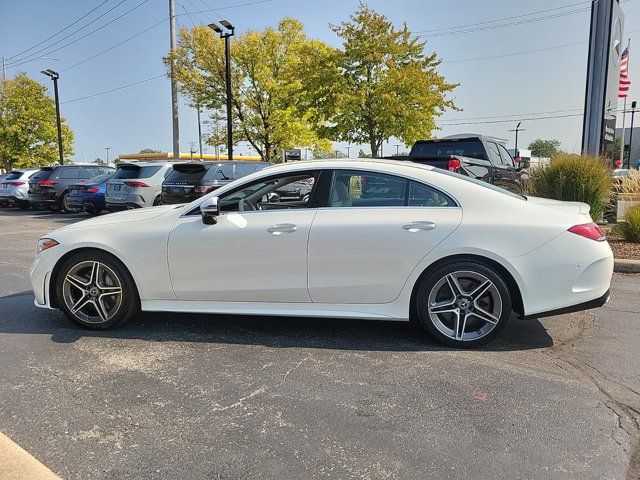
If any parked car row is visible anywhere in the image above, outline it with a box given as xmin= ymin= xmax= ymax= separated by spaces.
xmin=0 ymin=160 xmax=270 ymax=215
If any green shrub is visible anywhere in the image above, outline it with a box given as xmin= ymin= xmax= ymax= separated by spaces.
xmin=615 ymin=204 xmax=640 ymax=242
xmin=526 ymin=153 xmax=612 ymax=220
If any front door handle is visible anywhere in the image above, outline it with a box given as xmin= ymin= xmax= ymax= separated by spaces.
xmin=267 ymin=223 xmax=298 ymax=235
xmin=403 ymin=221 xmax=436 ymax=232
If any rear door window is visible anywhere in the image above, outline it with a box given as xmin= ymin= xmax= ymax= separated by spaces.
xmin=57 ymin=167 xmax=81 ymax=179
xmin=497 ymin=144 xmax=515 ymax=167
xmin=408 ymin=181 xmax=456 ymax=207
xmin=329 ymin=170 xmax=407 ymax=207
xmin=80 ymin=166 xmax=101 ymax=179
xmin=485 ymin=142 xmax=503 ymax=166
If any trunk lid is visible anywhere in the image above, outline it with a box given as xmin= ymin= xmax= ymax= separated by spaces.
xmin=525 ymin=196 xmax=591 ymax=216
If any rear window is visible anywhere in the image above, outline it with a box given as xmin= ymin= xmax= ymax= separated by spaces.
xmin=5 ymin=171 xmax=25 ymax=180
xmin=234 ymin=162 xmax=260 ymax=177
xmin=434 ymin=169 xmax=526 ymax=200
xmin=113 ymin=165 xmax=162 ymax=179
xmin=164 ymin=164 xmax=209 ymax=184
xmin=86 ymin=173 xmax=113 ymax=184
xmin=412 ymin=140 xmax=487 ymax=160
xmin=30 ymin=169 xmax=53 ymax=181
xmin=204 ymin=163 xmax=234 ymax=181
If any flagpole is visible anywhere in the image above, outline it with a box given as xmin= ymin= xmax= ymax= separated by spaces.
xmin=621 ymin=96 xmax=627 ymax=163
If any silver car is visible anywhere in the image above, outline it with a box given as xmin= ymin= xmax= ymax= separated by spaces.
xmin=106 ymin=162 xmax=173 ymax=210
xmin=0 ymin=169 xmax=39 ymax=209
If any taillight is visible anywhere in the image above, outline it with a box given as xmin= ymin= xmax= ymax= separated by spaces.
xmin=568 ymin=222 xmax=606 ymax=242
xmin=448 ymin=157 xmax=461 ymax=171
xmin=124 ymin=181 xmax=149 ymax=188
xmin=85 ymin=187 xmax=99 ymax=193
xmin=8 ymin=181 xmax=25 ymax=186
xmin=40 ymin=179 xmax=54 ymax=186
xmin=194 ymin=186 xmax=212 ymax=194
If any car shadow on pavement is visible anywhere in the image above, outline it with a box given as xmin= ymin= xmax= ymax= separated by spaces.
xmin=0 ymin=291 xmax=553 ymax=352
xmin=0 ymin=208 xmax=90 ymax=224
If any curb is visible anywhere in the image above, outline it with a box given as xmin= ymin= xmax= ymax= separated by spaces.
xmin=614 ymin=259 xmax=640 ymax=273
xmin=0 ymin=432 xmax=60 ymax=480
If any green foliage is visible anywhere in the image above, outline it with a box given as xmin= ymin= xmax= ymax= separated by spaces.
xmin=168 ymin=18 xmax=331 ymax=162
xmin=306 ymin=4 xmax=457 ymax=157
xmin=526 ymin=153 xmax=613 ymax=220
xmin=528 ymin=138 xmax=561 ymax=158
xmin=615 ymin=204 xmax=640 ymax=242
xmin=0 ymin=73 xmax=74 ymax=170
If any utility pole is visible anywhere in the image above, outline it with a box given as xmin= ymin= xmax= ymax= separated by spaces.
xmin=628 ymin=101 xmax=637 ymax=168
xmin=197 ymin=106 xmax=203 ymax=160
xmin=509 ymin=122 xmax=526 ymax=156
xmin=346 ymin=146 xmax=351 ymax=158
xmin=394 ymin=144 xmax=401 ymax=155
xmin=41 ymin=69 xmax=64 ymax=165
xmin=105 ymin=147 xmax=111 ymax=165
xmin=208 ymin=21 xmax=235 ymax=161
xmin=169 ymin=0 xmax=180 ymax=160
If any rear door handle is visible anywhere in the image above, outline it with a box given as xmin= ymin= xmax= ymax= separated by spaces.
xmin=403 ymin=221 xmax=436 ymax=232
xmin=268 ymin=223 xmax=298 ymax=235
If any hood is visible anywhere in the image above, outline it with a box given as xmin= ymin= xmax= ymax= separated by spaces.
xmin=525 ymin=196 xmax=591 ymax=215
xmin=57 ymin=205 xmax=182 ymax=231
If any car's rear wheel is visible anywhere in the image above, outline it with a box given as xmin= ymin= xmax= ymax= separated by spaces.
xmin=61 ymin=192 xmax=81 ymax=213
xmin=416 ymin=261 xmax=511 ymax=348
xmin=153 ymin=195 xmax=163 ymax=206
xmin=56 ymin=251 xmax=140 ymax=329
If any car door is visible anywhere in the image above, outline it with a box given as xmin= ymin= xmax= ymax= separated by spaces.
xmin=307 ymin=169 xmax=463 ymax=304
xmin=168 ymin=170 xmax=320 ymax=302
xmin=496 ymin=143 xmax=523 ymax=193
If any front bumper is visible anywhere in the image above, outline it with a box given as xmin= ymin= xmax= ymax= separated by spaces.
xmin=30 ymin=254 xmax=55 ymax=309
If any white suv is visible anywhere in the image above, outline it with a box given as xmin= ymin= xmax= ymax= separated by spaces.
xmin=0 ymin=169 xmax=39 ymax=209
xmin=106 ymin=162 xmax=173 ymax=210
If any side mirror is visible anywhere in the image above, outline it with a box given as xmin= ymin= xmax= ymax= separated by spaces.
xmin=201 ymin=197 xmax=220 ymax=225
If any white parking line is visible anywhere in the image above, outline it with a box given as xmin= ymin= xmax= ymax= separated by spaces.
xmin=0 ymin=432 xmax=60 ymax=480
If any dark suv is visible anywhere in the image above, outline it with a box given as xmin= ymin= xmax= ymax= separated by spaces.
xmin=161 ymin=161 xmax=268 ymax=204
xmin=29 ymin=164 xmax=116 ymax=212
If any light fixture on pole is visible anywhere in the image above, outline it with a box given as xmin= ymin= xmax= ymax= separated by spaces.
xmin=208 ymin=20 xmax=235 ymax=161
xmin=41 ymin=69 xmax=64 ymax=165
xmin=509 ymin=122 xmax=526 ymax=158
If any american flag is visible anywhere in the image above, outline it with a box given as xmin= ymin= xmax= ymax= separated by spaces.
xmin=619 ymin=46 xmax=630 ymax=98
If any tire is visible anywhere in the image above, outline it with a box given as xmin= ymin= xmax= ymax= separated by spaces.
xmin=56 ymin=250 xmax=140 ymax=329
xmin=61 ymin=192 xmax=81 ymax=213
xmin=86 ymin=208 xmax=100 ymax=216
xmin=153 ymin=195 xmax=163 ymax=206
xmin=415 ymin=261 xmax=511 ymax=348
xmin=17 ymin=202 xmax=30 ymax=210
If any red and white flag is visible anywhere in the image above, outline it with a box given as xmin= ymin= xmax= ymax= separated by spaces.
xmin=619 ymin=46 xmax=630 ymax=98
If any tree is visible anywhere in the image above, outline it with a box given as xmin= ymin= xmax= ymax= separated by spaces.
xmin=167 ymin=18 xmax=332 ymax=163
xmin=307 ymin=4 xmax=457 ymax=158
xmin=93 ymin=157 xmax=106 ymax=166
xmin=0 ymin=73 xmax=74 ymax=170
xmin=528 ymin=138 xmax=561 ymax=158
xmin=138 ymin=148 xmax=161 ymax=154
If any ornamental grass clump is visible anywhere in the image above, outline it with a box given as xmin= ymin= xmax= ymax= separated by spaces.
xmin=615 ymin=204 xmax=640 ymax=242
xmin=525 ymin=153 xmax=612 ymax=220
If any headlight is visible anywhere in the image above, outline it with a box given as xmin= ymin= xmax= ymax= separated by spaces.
xmin=37 ymin=238 xmax=59 ymax=253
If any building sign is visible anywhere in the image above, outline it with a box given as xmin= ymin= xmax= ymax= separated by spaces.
xmin=283 ymin=149 xmax=302 ymax=162
xmin=582 ymin=0 xmax=625 ymax=159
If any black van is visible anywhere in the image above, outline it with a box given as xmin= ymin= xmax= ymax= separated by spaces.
xmin=161 ymin=161 xmax=268 ymax=204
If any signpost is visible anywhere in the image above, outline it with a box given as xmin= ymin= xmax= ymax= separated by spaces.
xmin=582 ymin=0 xmax=625 ymax=159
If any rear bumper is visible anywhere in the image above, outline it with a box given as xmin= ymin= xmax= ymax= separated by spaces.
xmin=161 ymin=193 xmax=197 ymax=204
xmin=524 ymin=289 xmax=610 ymax=320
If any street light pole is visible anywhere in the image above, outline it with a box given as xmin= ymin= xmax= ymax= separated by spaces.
xmin=208 ymin=20 xmax=235 ymax=161
xmin=346 ymin=146 xmax=351 ymax=158
xmin=197 ymin=106 xmax=203 ymax=160
xmin=509 ymin=122 xmax=526 ymax=157
xmin=105 ymin=147 xmax=111 ymax=165
xmin=41 ymin=69 xmax=64 ymax=165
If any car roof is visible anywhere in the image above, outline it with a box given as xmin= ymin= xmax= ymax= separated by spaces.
xmin=262 ymin=158 xmax=435 ymax=173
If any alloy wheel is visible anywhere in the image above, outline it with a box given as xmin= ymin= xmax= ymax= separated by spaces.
xmin=427 ymin=270 xmax=502 ymax=342
xmin=62 ymin=261 xmax=123 ymax=324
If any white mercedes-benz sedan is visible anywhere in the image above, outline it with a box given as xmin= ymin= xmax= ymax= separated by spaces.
xmin=30 ymin=159 xmax=613 ymax=347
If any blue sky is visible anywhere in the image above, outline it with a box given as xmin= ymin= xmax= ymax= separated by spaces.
xmin=2 ymin=0 xmax=640 ymax=160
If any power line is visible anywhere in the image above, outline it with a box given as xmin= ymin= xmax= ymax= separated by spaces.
xmin=6 ymin=0 xmax=131 ymax=67
xmin=440 ymin=112 xmax=584 ymax=126
xmin=61 ymin=74 xmax=165 ymax=104
xmin=175 ymin=0 xmax=272 ymax=16
xmin=7 ymin=0 xmax=151 ymax=69
xmin=5 ymin=0 xmax=113 ymax=61
xmin=60 ymin=17 xmax=168 ymax=72
xmin=442 ymin=41 xmax=585 ymax=64
xmin=440 ymin=108 xmax=584 ymax=123
xmin=414 ymin=1 xmax=589 ymax=35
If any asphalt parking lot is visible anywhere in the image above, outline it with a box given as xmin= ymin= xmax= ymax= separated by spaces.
xmin=0 ymin=208 xmax=638 ymax=480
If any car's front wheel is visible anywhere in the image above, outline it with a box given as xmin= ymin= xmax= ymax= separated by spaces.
xmin=56 ymin=251 xmax=140 ymax=329
xmin=416 ymin=261 xmax=511 ymax=348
